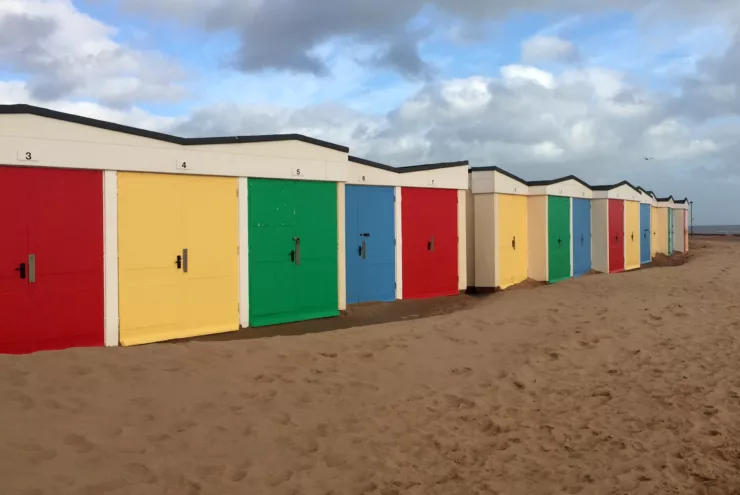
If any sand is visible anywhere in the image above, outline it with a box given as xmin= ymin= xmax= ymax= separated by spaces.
xmin=2 ymin=238 xmax=740 ymax=495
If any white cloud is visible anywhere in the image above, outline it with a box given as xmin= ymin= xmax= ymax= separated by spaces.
xmin=0 ymin=0 xmax=185 ymax=107
xmin=501 ymin=65 xmax=556 ymax=89
xmin=522 ymin=35 xmax=579 ymax=63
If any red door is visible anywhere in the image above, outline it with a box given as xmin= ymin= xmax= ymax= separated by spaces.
xmin=608 ymin=199 xmax=625 ymax=273
xmin=402 ymin=188 xmax=458 ymax=299
xmin=0 ymin=166 xmax=104 ymax=354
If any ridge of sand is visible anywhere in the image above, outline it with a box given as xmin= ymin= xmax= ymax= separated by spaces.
xmin=1 ymin=238 xmax=739 ymax=494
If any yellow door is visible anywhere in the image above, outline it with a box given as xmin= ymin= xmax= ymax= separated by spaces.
xmin=118 ymin=173 xmax=239 ymax=346
xmin=656 ymin=209 xmax=668 ymax=255
xmin=650 ymin=207 xmax=658 ymax=257
xmin=624 ymin=201 xmax=640 ymax=270
xmin=180 ymin=176 xmax=239 ymax=338
xmin=497 ymin=194 xmax=528 ymax=289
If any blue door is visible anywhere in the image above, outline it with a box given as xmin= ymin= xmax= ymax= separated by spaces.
xmin=640 ymin=204 xmax=651 ymax=264
xmin=572 ymin=198 xmax=591 ymax=277
xmin=345 ymin=185 xmax=396 ymax=304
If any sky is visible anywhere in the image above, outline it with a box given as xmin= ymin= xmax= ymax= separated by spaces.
xmin=1 ymin=0 xmax=739 ymax=224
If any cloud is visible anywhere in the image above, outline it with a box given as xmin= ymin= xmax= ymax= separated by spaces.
xmin=0 ymin=0 xmax=185 ymax=107
xmin=522 ymin=35 xmax=579 ymax=64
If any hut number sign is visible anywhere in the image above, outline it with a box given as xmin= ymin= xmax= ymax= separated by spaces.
xmin=17 ymin=150 xmax=39 ymax=162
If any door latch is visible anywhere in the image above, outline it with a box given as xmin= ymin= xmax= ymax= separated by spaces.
xmin=580 ymin=234 xmax=584 ymax=246
xmin=182 ymin=248 xmax=188 ymax=273
xmin=28 ymin=254 xmax=35 ymax=283
xmin=631 ymin=232 xmax=634 ymax=242
xmin=361 ymin=240 xmax=367 ymax=259
xmin=427 ymin=236 xmax=435 ymax=252
xmin=512 ymin=236 xmax=516 ymax=250
xmin=175 ymin=255 xmax=182 ymax=269
xmin=293 ymin=237 xmax=301 ymax=265
xmin=557 ymin=236 xmax=562 ymax=247
xmin=14 ymin=262 xmax=26 ymax=280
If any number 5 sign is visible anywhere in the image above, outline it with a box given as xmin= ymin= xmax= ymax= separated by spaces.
xmin=292 ymin=167 xmax=303 ymax=177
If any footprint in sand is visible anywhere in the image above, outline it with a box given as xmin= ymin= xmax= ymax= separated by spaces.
xmin=63 ymin=433 xmax=95 ymax=454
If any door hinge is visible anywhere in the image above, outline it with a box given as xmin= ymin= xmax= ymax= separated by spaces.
xmin=394 ymin=282 xmax=397 ymax=289
xmin=394 ymin=238 xmax=397 ymax=246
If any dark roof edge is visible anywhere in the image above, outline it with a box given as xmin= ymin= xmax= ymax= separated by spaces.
xmin=399 ymin=160 xmax=469 ymax=173
xmin=591 ymin=180 xmax=641 ymax=194
xmin=468 ymin=166 xmax=529 ymax=186
xmin=349 ymin=156 xmax=469 ymax=174
xmin=674 ymin=198 xmax=689 ymax=204
xmin=0 ymin=104 xmax=350 ymax=153
xmin=348 ymin=155 xmax=397 ymax=172
xmin=527 ymin=174 xmax=592 ymax=190
xmin=656 ymin=195 xmax=675 ymax=202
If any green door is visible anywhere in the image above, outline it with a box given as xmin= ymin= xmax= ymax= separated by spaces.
xmin=248 ymin=178 xmax=338 ymax=327
xmin=548 ymin=196 xmax=571 ymax=283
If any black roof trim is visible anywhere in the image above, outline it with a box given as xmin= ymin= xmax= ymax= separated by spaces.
xmin=0 ymin=104 xmax=350 ymax=153
xmin=674 ymin=198 xmax=689 ymax=204
xmin=468 ymin=165 xmax=529 ymax=186
xmin=527 ymin=174 xmax=592 ymax=190
xmin=591 ymin=180 xmax=641 ymax=194
xmin=656 ymin=195 xmax=675 ymax=202
xmin=636 ymin=186 xmax=657 ymax=198
xmin=349 ymin=155 xmax=469 ymax=174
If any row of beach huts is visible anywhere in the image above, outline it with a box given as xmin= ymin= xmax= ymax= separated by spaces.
xmin=0 ymin=105 xmax=689 ymax=354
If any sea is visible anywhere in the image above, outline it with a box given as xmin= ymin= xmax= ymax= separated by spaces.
xmin=693 ymin=225 xmax=740 ymax=235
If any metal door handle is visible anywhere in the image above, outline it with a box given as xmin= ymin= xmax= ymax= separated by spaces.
xmin=428 ymin=236 xmax=435 ymax=251
xmin=290 ymin=250 xmax=295 ymax=262
xmin=580 ymin=234 xmax=584 ymax=246
xmin=175 ymin=255 xmax=182 ymax=269
xmin=358 ymin=245 xmax=363 ymax=257
xmin=293 ymin=237 xmax=301 ymax=265
xmin=14 ymin=263 xmax=26 ymax=280
xmin=182 ymin=249 xmax=188 ymax=273
xmin=557 ymin=236 xmax=562 ymax=247
xmin=361 ymin=233 xmax=370 ymax=237
xmin=362 ymin=240 xmax=367 ymax=259
xmin=512 ymin=236 xmax=516 ymax=249
xmin=28 ymin=254 xmax=36 ymax=283
xmin=631 ymin=232 xmax=634 ymax=241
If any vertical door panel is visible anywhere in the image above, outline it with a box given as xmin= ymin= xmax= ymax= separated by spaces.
xmin=293 ymin=180 xmax=339 ymax=321
xmin=608 ymin=199 xmax=625 ymax=273
xmin=547 ymin=196 xmax=571 ymax=283
xmin=345 ymin=186 xmax=361 ymax=304
xmin=624 ymin=201 xmax=641 ymax=270
xmin=249 ymin=179 xmax=338 ymax=327
xmin=118 ymin=173 xmax=182 ymax=345
xmin=640 ymin=204 xmax=651 ymax=263
xmin=346 ymin=185 xmax=395 ymax=304
xmin=402 ymin=188 xmax=458 ymax=299
xmin=498 ymin=195 xmax=528 ymax=289
xmin=572 ymin=198 xmax=591 ymax=278
xmin=0 ymin=167 xmax=31 ymax=354
xmin=668 ymin=209 xmax=674 ymax=255
xmin=180 ymin=176 xmax=239 ymax=336
xmin=650 ymin=207 xmax=658 ymax=257
xmin=27 ymin=168 xmax=104 ymax=351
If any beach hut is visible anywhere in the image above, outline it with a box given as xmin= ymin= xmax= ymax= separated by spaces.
xmin=657 ymin=197 xmax=675 ymax=255
xmin=0 ymin=104 xmax=356 ymax=351
xmin=637 ymin=187 xmax=654 ymax=264
xmin=468 ymin=167 xmax=530 ymax=290
xmin=346 ymin=157 xmax=469 ymax=302
xmin=591 ymin=182 xmax=642 ymax=273
xmin=676 ymin=199 xmax=690 ymax=252
xmin=527 ymin=176 xmax=593 ymax=283
xmin=672 ymin=199 xmax=690 ymax=253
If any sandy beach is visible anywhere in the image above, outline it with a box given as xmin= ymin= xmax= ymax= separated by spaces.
xmin=1 ymin=237 xmax=739 ymax=495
